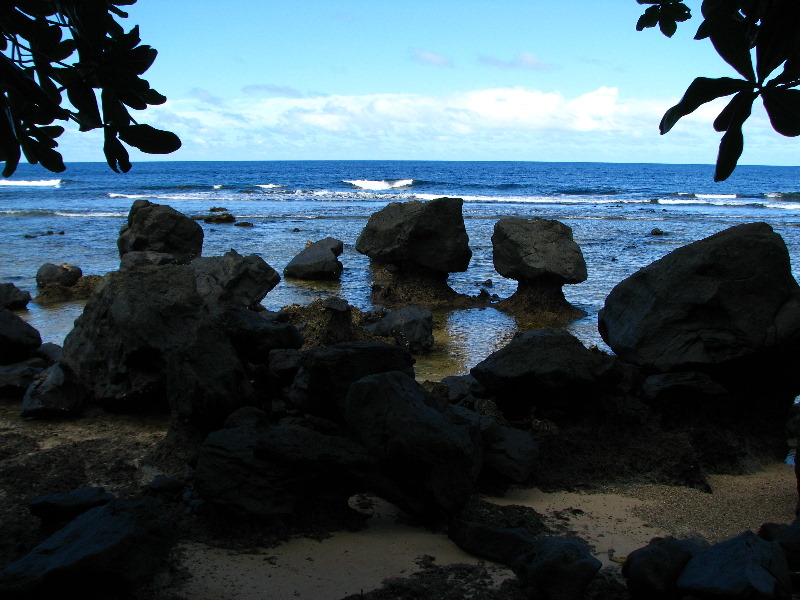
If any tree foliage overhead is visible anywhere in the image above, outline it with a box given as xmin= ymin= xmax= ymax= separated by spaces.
xmin=0 ymin=0 xmax=180 ymax=177
xmin=636 ymin=0 xmax=800 ymax=181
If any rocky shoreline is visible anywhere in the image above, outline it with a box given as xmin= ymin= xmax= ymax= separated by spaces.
xmin=1 ymin=197 xmax=800 ymax=599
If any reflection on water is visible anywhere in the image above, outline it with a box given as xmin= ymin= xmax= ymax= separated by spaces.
xmin=414 ymin=307 xmax=518 ymax=381
xmin=15 ymin=300 xmax=86 ymax=346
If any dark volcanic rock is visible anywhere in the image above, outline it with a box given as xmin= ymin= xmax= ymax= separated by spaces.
xmin=345 ymin=371 xmax=483 ymax=518
xmin=35 ymin=263 xmax=82 ymax=288
xmin=0 ymin=497 xmax=175 ymax=597
xmin=470 ymin=329 xmax=615 ymax=421
xmin=677 ymin=531 xmax=791 ymax=599
xmin=194 ymin=423 xmax=375 ymax=516
xmin=62 ymin=264 xmax=255 ymax=427
xmin=287 ymin=341 xmax=415 ymax=420
xmin=363 ymin=305 xmax=434 ymax=353
xmin=598 ymin=222 xmax=800 ymax=374
xmin=0 ymin=309 xmax=41 ymax=365
xmin=118 ymin=199 xmax=204 ymax=264
xmin=512 ymin=536 xmax=602 ymax=600
xmin=599 ymin=223 xmax=800 ymax=466
xmin=28 ymin=486 xmax=115 ymax=526
xmin=356 ymin=197 xmax=471 ymax=274
xmin=284 ymin=237 xmax=344 ymax=280
xmin=191 ymin=250 xmax=280 ymax=310
xmin=492 ymin=217 xmax=587 ymax=321
xmin=0 ymin=283 xmax=31 ymax=310
xmin=0 ymin=358 xmax=45 ymax=399
xmin=622 ymin=536 xmax=709 ymax=599
xmin=356 ymin=197 xmax=473 ymax=305
xmin=20 ymin=363 xmax=89 ymax=419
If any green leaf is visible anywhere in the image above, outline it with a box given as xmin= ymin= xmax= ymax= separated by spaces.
xmin=50 ymin=39 xmax=77 ymax=62
xmin=104 ymin=130 xmax=131 ymax=173
xmin=713 ymin=90 xmax=757 ymax=132
xmin=762 ymin=88 xmax=800 ymax=136
xmin=659 ymin=17 xmax=678 ymax=38
xmin=756 ymin=1 xmax=800 ymax=83
xmin=662 ymin=2 xmax=691 ymax=22
xmin=118 ymin=124 xmax=181 ymax=154
xmin=714 ymin=124 xmax=744 ymax=181
xmin=660 ymin=77 xmax=751 ymax=134
xmin=713 ymin=90 xmax=754 ymax=182
xmin=769 ymin=55 xmax=800 ymax=87
xmin=0 ymin=106 xmax=21 ymax=177
xmin=138 ymin=88 xmax=167 ymax=106
xmin=637 ymin=6 xmax=660 ymax=31
xmin=101 ymin=89 xmax=132 ymax=127
xmin=66 ymin=83 xmax=102 ymax=131
xmin=20 ymin=136 xmax=65 ymax=172
xmin=705 ymin=15 xmax=756 ymax=81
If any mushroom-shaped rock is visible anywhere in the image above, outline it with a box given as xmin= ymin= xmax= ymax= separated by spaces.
xmin=117 ymin=199 xmax=203 ymax=264
xmin=492 ymin=217 xmax=587 ymax=322
xmin=284 ymin=237 xmax=344 ymax=280
xmin=356 ymin=197 xmax=472 ymax=305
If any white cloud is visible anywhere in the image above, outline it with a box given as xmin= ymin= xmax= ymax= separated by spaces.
xmin=411 ymin=48 xmax=454 ymax=68
xmin=56 ymin=85 xmax=796 ymax=164
xmin=190 ymin=87 xmax=225 ymax=107
xmin=478 ymin=52 xmax=553 ymax=70
xmin=241 ymin=84 xmax=305 ymax=98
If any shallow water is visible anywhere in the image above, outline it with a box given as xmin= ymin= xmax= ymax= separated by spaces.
xmin=4 ymin=160 xmax=800 ymax=378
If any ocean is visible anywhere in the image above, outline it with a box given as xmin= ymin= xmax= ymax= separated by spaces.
xmin=2 ymin=160 xmax=800 ymax=379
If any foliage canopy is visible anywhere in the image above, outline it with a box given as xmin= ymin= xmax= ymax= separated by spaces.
xmin=636 ymin=0 xmax=800 ymax=180
xmin=0 ymin=0 xmax=180 ymax=177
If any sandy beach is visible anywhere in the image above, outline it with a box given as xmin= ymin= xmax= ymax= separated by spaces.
xmin=1 ymin=385 xmax=798 ymax=599
xmin=160 ymin=462 xmax=798 ymax=599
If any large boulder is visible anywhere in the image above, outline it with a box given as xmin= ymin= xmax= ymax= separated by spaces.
xmin=622 ymin=536 xmax=709 ymax=599
xmin=356 ymin=197 xmax=471 ymax=274
xmin=194 ymin=423 xmax=376 ymax=516
xmin=345 ymin=371 xmax=483 ymax=518
xmin=117 ymin=199 xmax=204 ymax=264
xmin=599 ymin=223 xmax=800 ymax=464
xmin=512 ymin=536 xmax=602 ymax=600
xmin=677 ymin=531 xmax=791 ymax=599
xmin=598 ymin=223 xmax=800 ymax=374
xmin=191 ymin=249 xmax=280 ymax=310
xmin=284 ymin=237 xmax=344 ymax=280
xmin=62 ymin=264 xmax=255 ymax=427
xmin=356 ymin=197 xmax=473 ymax=306
xmin=20 ymin=363 xmax=90 ymax=419
xmin=0 ymin=497 xmax=175 ymax=597
xmin=0 ymin=358 xmax=45 ymax=399
xmin=492 ymin=217 xmax=587 ymax=321
xmin=470 ymin=329 xmax=616 ymax=421
xmin=287 ymin=341 xmax=415 ymax=420
xmin=35 ymin=263 xmax=82 ymax=288
xmin=363 ymin=305 xmax=434 ymax=353
xmin=0 ymin=283 xmax=31 ymax=310
xmin=0 ymin=309 xmax=41 ymax=365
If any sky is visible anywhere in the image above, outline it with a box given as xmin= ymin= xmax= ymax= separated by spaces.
xmin=56 ymin=1 xmax=800 ymax=166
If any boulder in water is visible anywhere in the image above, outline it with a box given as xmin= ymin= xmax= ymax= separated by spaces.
xmin=117 ymin=199 xmax=203 ymax=264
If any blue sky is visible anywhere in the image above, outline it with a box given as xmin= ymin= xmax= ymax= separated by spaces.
xmin=58 ymin=1 xmax=800 ymax=165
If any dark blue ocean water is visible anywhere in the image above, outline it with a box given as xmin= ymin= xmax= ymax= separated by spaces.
xmin=3 ymin=160 xmax=800 ymax=377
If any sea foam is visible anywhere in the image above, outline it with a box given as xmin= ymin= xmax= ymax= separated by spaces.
xmin=344 ymin=179 xmax=414 ymax=190
xmin=0 ymin=179 xmax=61 ymax=188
